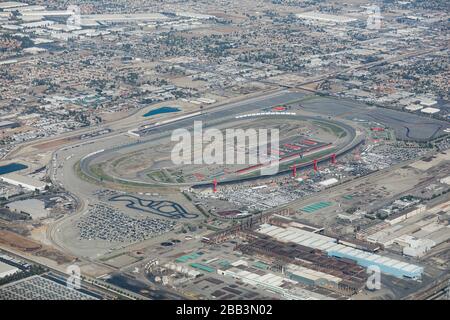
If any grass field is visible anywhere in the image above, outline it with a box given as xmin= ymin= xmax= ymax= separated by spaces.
xmin=312 ymin=120 xmax=347 ymax=138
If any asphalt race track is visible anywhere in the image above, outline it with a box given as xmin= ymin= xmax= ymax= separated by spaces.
xmin=79 ymin=93 xmax=359 ymax=187
xmin=109 ymin=195 xmax=198 ymax=219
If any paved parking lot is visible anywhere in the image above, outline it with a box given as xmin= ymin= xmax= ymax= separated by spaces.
xmin=77 ymin=204 xmax=176 ymax=242
xmin=0 ymin=276 xmax=97 ymax=300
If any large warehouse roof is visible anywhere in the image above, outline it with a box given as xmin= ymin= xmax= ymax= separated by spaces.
xmin=0 ymin=173 xmax=49 ymax=191
xmin=296 ymin=12 xmax=357 ymax=23
xmin=0 ymin=261 xmax=19 ymax=279
xmin=257 ymin=224 xmax=423 ymax=279
xmin=420 ymin=107 xmax=440 ymax=114
xmin=0 ymin=2 xmax=28 ymax=9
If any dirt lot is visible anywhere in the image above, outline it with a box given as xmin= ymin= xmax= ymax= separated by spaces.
xmin=0 ymin=229 xmax=75 ymax=264
xmin=33 ymin=136 xmax=80 ymax=151
xmin=0 ymin=229 xmax=42 ymax=251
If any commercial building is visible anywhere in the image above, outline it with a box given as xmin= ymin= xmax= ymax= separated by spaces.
xmin=284 ymin=264 xmax=342 ymax=288
xmin=326 ymin=246 xmax=423 ymax=279
xmin=20 ymin=20 xmax=54 ymax=29
xmin=419 ymin=98 xmax=438 ymax=107
xmin=405 ymin=104 xmax=423 ymax=112
xmin=237 ymin=235 xmax=367 ymax=294
xmin=0 ymin=2 xmax=28 ymax=10
xmin=6 ymin=4 xmax=46 ymax=12
xmin=394 ymin=235 xmax=435 ymax=258
xmin=217 ymin=264 xmax=332 ymax=300
xmin=295 ymin=12 xmax=357 ymax=24
xmin=0 ymin=173 xmax=49 ymax=192
xmin=0 ymin=261 xmax=19 ymax=279
xmin=385 ymin=205 xmax=426 ymax=225
xmin=420 ymin=107 xmax=440 ymax=114
xmin=439 ymin=176 xmax=450 ymax=185
xmin=0 ymin=121 xmax=20 ymax=130
xmin=337 ymin=213 xmax=362 ymax=223
xmin=319 ymin=178 xmax=339 ymax=187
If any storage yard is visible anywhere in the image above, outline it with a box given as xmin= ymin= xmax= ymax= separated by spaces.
xmin=0 ymin=275 xmax=98 ymax=300
xmin=77 ymin=204 xmax=176 ymax=243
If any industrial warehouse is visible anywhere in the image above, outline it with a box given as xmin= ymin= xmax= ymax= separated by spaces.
xmin=256 ymin=224 xmax=423 ymax=279
xmin=0 ymin=173 xmax=49 ymax=192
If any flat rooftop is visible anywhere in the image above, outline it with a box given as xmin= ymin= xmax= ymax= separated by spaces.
xmin=0 ymin=2 xmax=28 ymax=9
xmin=296 ymin=12 xmax=357 ymax=23
xmin=0 ymin=261 xmax=19 ymax=276
xmin=0 ymin=173 xmax=48 ymax=189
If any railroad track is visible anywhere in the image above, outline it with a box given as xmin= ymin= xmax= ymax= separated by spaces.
xmin=405 ymin=275 xmax=450 ymax=300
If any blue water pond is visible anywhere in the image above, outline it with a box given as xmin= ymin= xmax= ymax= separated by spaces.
xmin=143 ymin=106 xmax=180 ymax=117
